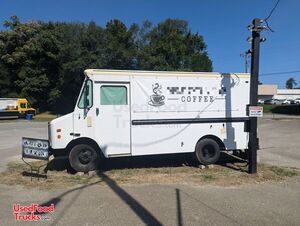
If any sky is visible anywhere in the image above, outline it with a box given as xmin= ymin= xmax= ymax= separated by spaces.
xmin=0 ymin=0 xmax=299 ymax=88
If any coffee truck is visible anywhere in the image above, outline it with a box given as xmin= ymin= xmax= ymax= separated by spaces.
xmin=24 ymin=69 xmax=251 ymax=172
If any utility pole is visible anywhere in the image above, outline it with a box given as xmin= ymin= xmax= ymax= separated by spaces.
xmin=240 ymin=50 xmax=251 ymax=73
xmin=248 ymin=18 xmax=263 ymax=174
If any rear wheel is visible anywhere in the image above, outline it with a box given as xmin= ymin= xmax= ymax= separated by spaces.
xmin=69 ymin=144 xmax=100 ymax=172
xmin=195 ymin=138 xmax=220 ymax=165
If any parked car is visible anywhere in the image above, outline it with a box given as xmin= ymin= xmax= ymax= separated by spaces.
xmin=282 ymin=99 xmax=295 ymax=105
xmin=264 ymin=99 xmax=273 ymax=105
xmin=295 ymin=98 xmax=300 ymax=105
xmin=272 ymin=99 xmax=284 ymax=105
xmin=257 ymin=99 xmax=264 ymax=104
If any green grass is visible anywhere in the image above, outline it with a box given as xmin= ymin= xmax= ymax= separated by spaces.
xmin=33 ymin=112 xmax=57 ymax=122
xmin=202 ymin=174 xmax=216 ymax=181
xmin=269 ymin=166 xmax=299 ymax=177
xmin=0 ymin=111 xmax=57 ymax=123
xmin=260 ymin=104 xmax=274 ymax=113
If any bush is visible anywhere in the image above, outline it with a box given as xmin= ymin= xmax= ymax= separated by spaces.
xmin=271 ymin=105 xmax=300 ymax=115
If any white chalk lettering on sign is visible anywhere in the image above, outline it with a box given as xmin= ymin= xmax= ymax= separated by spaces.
xmin=23 ymin=139 xmax=49 ymax=150
xmin=23 ymin=147 xmax=49 ymax=158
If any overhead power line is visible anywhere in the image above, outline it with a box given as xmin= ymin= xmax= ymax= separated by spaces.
xmin=262 ymin=0 xmax=280 ymax=32
xmin=260 ymin=70 xmax=300 ymax=76
xmin=264 ymin=0 xmax=280 ymax=21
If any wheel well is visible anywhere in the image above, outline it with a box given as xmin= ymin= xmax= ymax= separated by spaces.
xmin=197 ymin=135 xmax=225 ymax=150
xmin=66 ymin=137 xmax=105 ymax=158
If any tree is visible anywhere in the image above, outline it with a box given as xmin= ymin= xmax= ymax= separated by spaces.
xmin=136 ymin=19 xmax=212 ymax=71
xmin=286 ymin=78 xmax=297 ymax=89
xmin=51 ymin=22 xmax=99 ymax=113
xmin=0 ymin=16 xmax=51 ymax=109
xmin=103 ymin=19 xmax=137 ymax=69
xmin=0 ymin=16 xmax=213 ymax=114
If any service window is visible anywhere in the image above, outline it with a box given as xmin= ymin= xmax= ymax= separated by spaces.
xmin=100 ymin=86 xmax=127 ymax=105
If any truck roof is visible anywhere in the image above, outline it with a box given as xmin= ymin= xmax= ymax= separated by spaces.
xmin=0 ymin=97 xmax=26 ymax=100
xmin=0 ymin=98 xmax=26 ymax=100
xmin=84 ymin=69 xmax=250 ymax=78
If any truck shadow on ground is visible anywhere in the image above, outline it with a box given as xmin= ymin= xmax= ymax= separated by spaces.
xmin=36 ymin=152 xmax=245 ymax=226
xmin=46 ymin=152 xmax=247 ymax=174
xmin=34 ymin=171 xmax=166 ymax=226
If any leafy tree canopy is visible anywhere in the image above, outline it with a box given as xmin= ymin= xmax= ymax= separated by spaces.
xmin=0 ymin=16 xmax=213 ymax=113
xmin=285 ymin=78 xmax=297 ymax=89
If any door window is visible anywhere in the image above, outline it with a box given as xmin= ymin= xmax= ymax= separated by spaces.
xmin=100 ymin=86 xmax=127 ymax=105
xmin=78 ymin=79 xmax=93 ymax=109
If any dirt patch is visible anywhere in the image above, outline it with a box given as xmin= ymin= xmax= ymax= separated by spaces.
xmin=0 ymin=160 xmax=299 ymax=190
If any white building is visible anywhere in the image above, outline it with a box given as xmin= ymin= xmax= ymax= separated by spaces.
xmin=274 ymin=89 xmax=300 ymax=100
xmin=258 ymin=85 xmax=300 ymax=101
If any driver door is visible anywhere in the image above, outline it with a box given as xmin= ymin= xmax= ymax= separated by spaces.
xmin=94 ymin=82 xmax=131 ymax=157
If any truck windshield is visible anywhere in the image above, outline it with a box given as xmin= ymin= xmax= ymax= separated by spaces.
xmin=20 ymin=103 xmax=27 ymax=109
xmin=78 ymin=79 xmax=93 ymax=109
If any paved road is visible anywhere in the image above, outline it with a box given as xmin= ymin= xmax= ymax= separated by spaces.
xmin=0 ymin=118 xmax=299 ymax=225
xmin=0 ymin=121 xmax=48 ymax=171
xmin=258 ymin=117 xmax=300 ymax=168
xmin=1 ymin=176 xmax=299 ymax=226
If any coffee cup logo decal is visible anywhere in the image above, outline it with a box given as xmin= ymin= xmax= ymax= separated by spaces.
xmin=149 ymin=83 xmax=165 ymax=106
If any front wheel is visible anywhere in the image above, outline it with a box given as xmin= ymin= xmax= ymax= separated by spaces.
xmin=195 ymin=138 xmax=220 ymax=165
xmin=69 ymin=144 xmax=100 ymax=172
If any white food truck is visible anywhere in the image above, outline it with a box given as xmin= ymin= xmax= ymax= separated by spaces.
xmin=35 ymin=69 xmax=251 ymax=172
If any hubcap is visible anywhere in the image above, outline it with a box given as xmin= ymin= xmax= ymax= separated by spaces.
xmin=78 ymin=149 xmax=93 ymax=164
xmin=202 ymin=144 xmax=216 ymax=160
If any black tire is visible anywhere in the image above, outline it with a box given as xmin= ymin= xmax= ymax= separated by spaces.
xmin=195 ymin=138 xmax=220 ymax=165
xmin=69 ymin=144 xmax=100 ymax=172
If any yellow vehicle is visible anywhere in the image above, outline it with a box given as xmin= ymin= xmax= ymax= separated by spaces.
xmin=0 ymin=98 xmax=36 ymax=119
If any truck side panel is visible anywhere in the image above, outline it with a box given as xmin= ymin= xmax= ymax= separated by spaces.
xmin=130 ymin=74 xmax=249 ymax=156
xmin=131 ymin=122 xmax=248 ymax=156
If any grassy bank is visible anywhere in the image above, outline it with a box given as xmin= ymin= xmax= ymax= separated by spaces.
xmin=0 ymin=111 xmax=57 ymax=123
xmin=0 ymin=160 xmax=299 ymax=190
xmin=33 ymin=112 xmax=57 ymax=122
